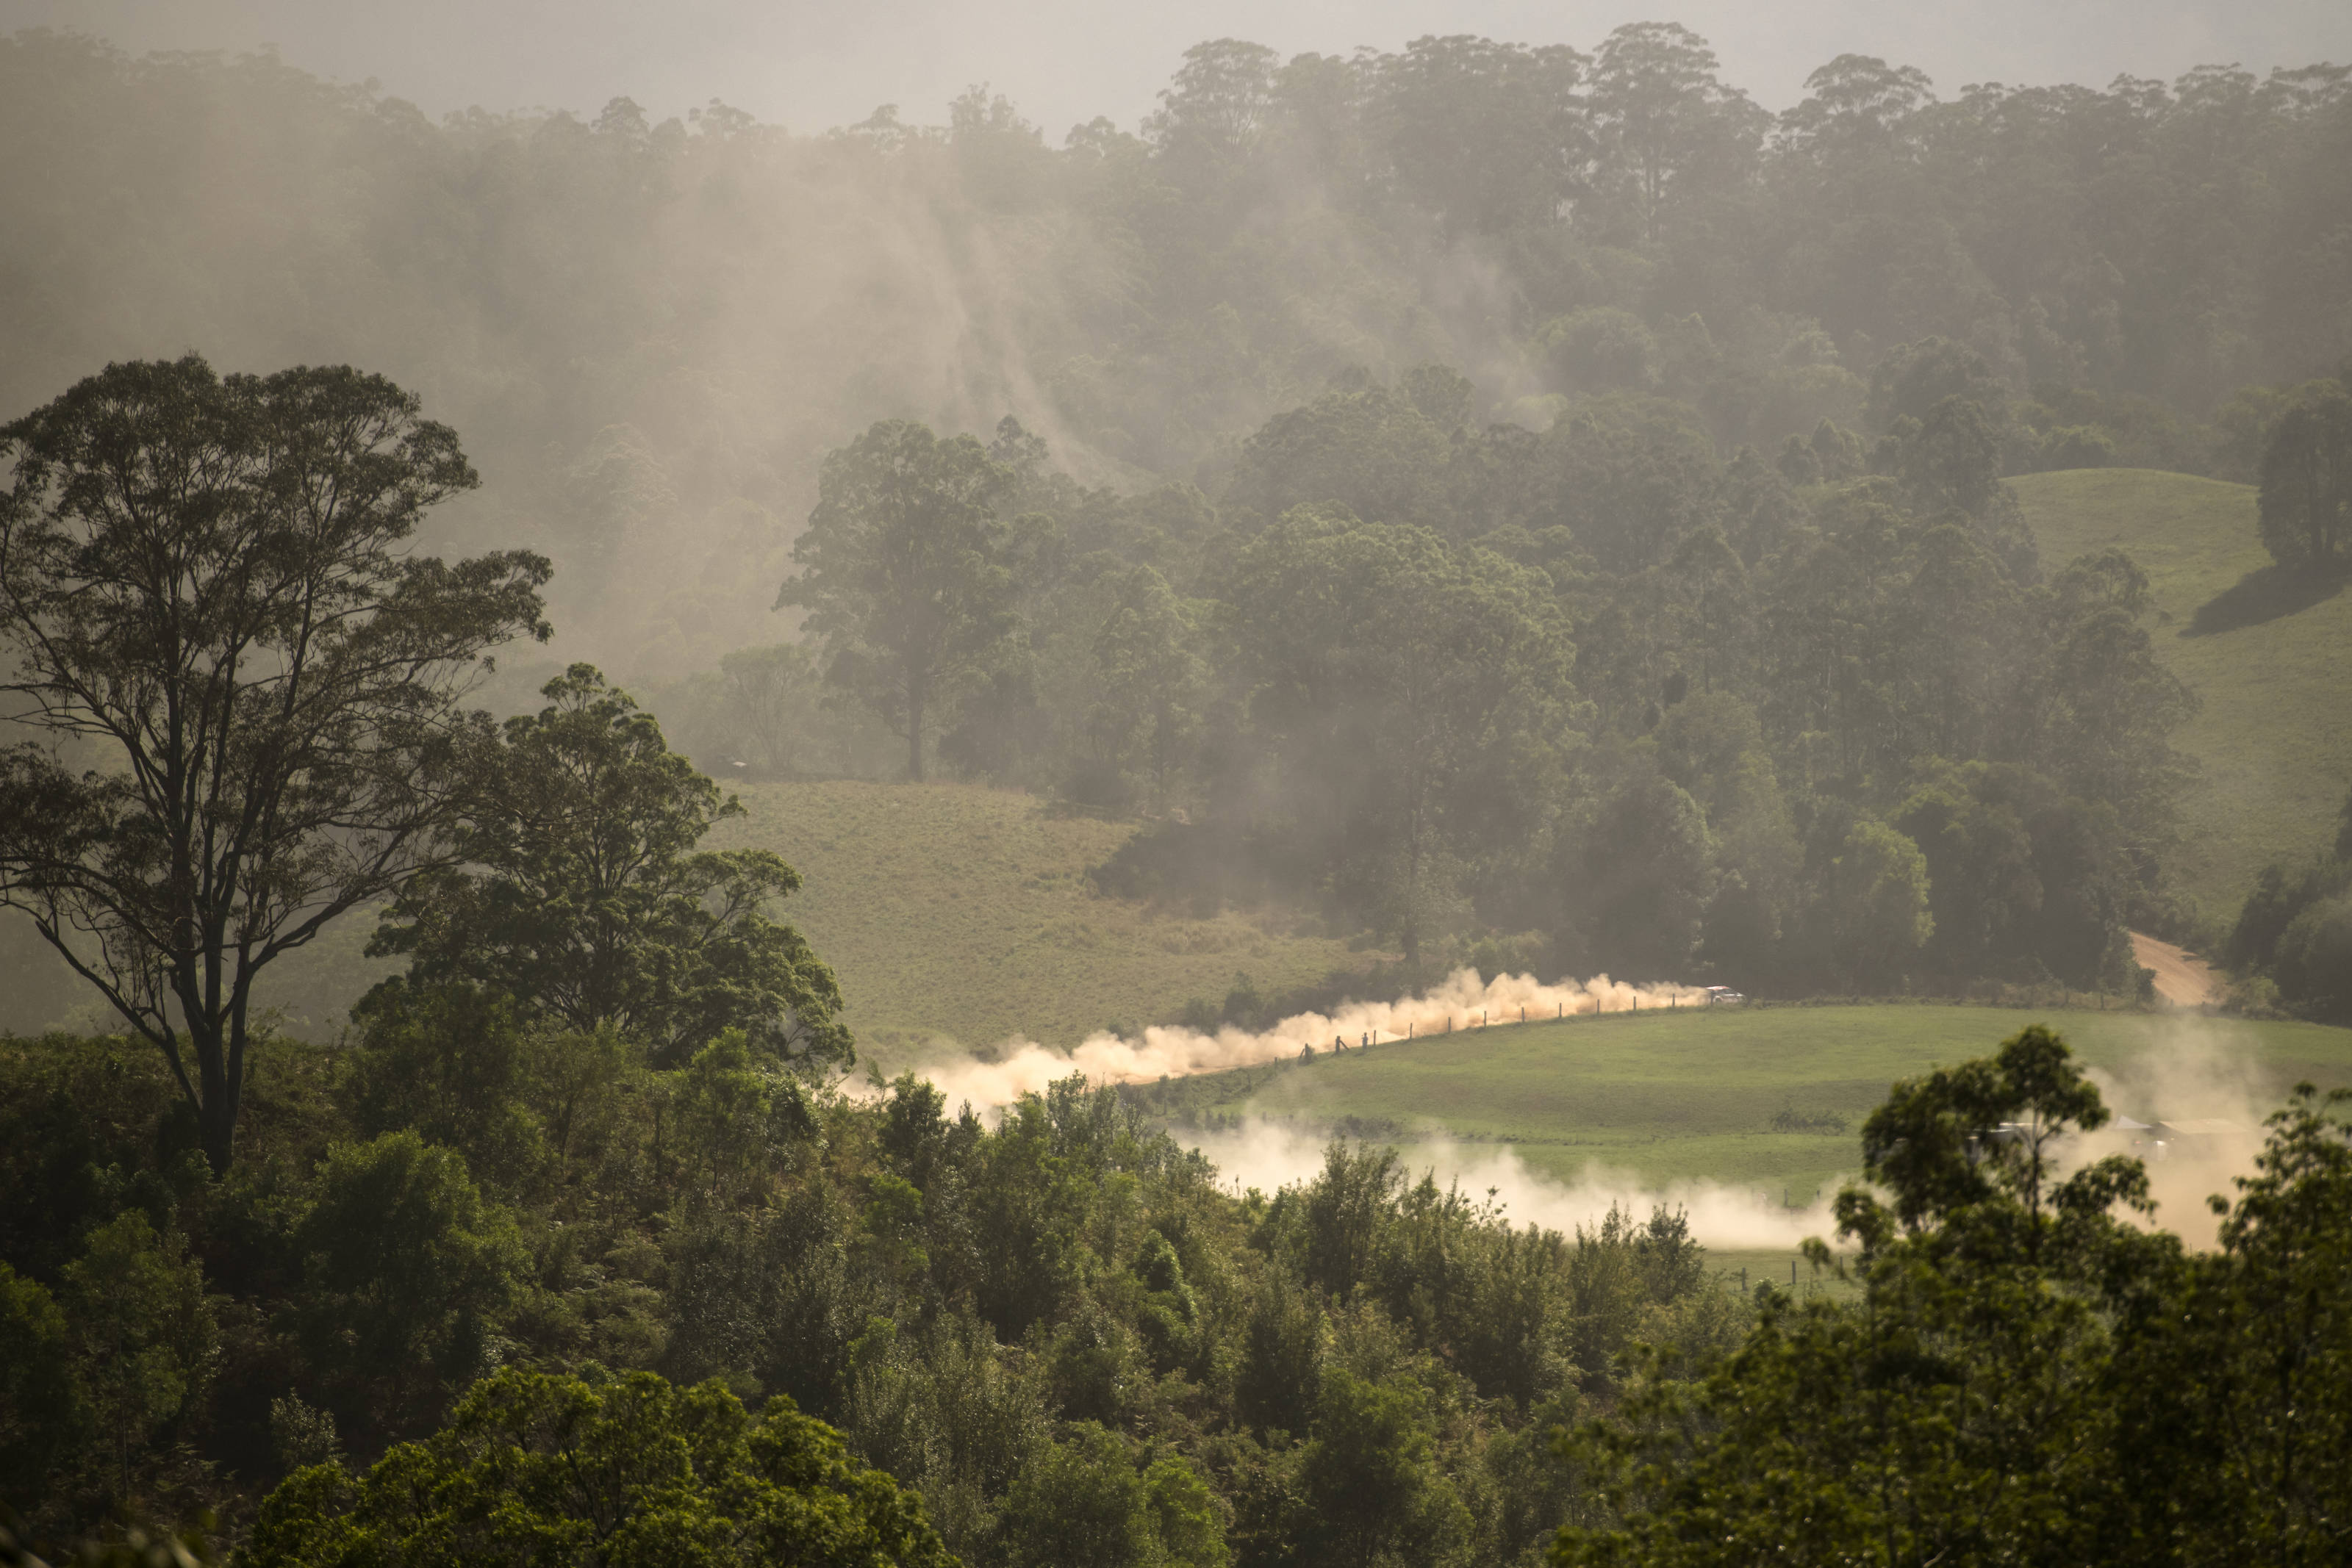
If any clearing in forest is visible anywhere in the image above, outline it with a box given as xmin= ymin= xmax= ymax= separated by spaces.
xmin=1154 ymin=1001 xmax=2352 ymax=1201
xmin=2012 ymin=468 xmax=2352 ymax=916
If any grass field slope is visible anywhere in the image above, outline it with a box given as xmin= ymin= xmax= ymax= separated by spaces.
xmin=4 ymin=779 xmax=1372 ymax=1051
xmin=1161 ymin=1002 xmax=2352 ymax=1201
xmin=706 ymin=780 xmax=1374 ymax=1058
xmin=2012 ymin=468 xmax=2352 ymax=915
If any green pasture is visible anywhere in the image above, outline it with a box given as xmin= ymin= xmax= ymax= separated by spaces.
xmin=2 ymin=777 xmax=1367 ymax=1051
xmin=707 ymin=780 xmax=1374 ymax=1059
xmin=2012 ymin=468 xmax=2352 ymax=915
xmin=1164 ymin=1002 xmax=2352 ymax=1201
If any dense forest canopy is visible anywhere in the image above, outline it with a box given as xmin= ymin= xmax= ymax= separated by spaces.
xmin=1 ymin=26 xmax=2348 ymax=687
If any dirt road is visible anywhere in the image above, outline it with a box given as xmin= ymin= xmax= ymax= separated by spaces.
xmin=2131 ymin=931 xmax=2218 ymax=1007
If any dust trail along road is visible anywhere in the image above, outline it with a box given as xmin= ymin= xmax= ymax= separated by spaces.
xmin=2130 ymin=932 xmax=2217 ymax=1007
xmin=905 ymin=968 xmax=1705 ymax=1112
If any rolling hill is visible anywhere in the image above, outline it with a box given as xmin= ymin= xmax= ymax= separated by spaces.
xmin=2011 ymin=468 xmax=2352 ymax=917
xmin=703 ymin=779 xmax=1378 ymax=1059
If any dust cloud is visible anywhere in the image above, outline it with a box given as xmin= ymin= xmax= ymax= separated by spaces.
xmin=906 ymin=1005 xmax=2297 ymax=1256
xmin=903 ymin=967 xmax=1705 ymax=1112
xmin=1186 ymin=1020 xmax=2296 ymax=1255
xmin=2071 ymin=1022 xmax=2282 ymax=1247
xmin=1183 ymin=1116 xmax=1845 ymax=1251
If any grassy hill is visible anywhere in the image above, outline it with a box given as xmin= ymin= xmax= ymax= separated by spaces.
xmin=1157 ymin=1001 xmax=2352 ymax=1201
xmin=3 ymin=778 xmax=1374 ymax=1052
xmin=705 ymin=780 xmax=1377 ymax=1060
xmin=2011 ymin=468 xmax=2352 ymax=916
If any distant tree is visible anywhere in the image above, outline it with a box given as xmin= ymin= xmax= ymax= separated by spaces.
xmin=246 ymin=1367 xmax=953 ymax=1568
xmin=1222 ymin=379 xmax=1454 ymax=531
xmin=703 ymin=641 xmax=825 ymax=772
xmin=1665 ymin=523 xmax=1752 ymax=694
xmin=370 ymin=666 xmax=850 ymax=1071
xmin=2274 ymin=896 xmax=2352 ymax=1023
xmin=1541 ymin=308 xmax=1659 ymax=395
xmin=1086 ymin=567 xmax=1201 ymax=810
xmin=1146 ymin=38 xmax=1282 ymax=168
xmin=2226 ymin=851 xmax=2351 ymax=977
xmin=1540 ymin=395 xmax=1724 ymax=573
xmin=1577 ymin=774 xmax=1715 ymax=981
xmin=1829 ymin=819 xmax=1934 ymax=988
xmin=778 ymin=420 xmax=1016 ymax=781
xmin=1225 ymin=508 xmax=1573 ymax=961
xmin=2257 ymin=380 xmax=2352 ymax=570
xmin=1774 ymin=54 xmax=1935 ymax=166
xmin=1585 ymin=22 xmax=1765 ymax=244
xmin=2037 ymin=575 xmax=2197 ymax=843
xmin=1863 ymin=337 xmax=2010 ymax=434
xmin=1891 ymin=394 xmax=2005 ymax=516
xmin=0 ymin=356 xmax=550 ymax=1174
xmin=1368 ymin=36 xmax=1588 ymax=238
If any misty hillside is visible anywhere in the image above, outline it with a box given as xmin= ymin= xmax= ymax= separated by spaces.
xmin=7 ymin=24 xmax=2352 ymax=1036
xmin=4 ymin=28 xmax=2350 ymax=692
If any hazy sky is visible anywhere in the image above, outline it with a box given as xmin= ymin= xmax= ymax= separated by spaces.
xmin=9 ymin=1 xmax=2351 ymax=137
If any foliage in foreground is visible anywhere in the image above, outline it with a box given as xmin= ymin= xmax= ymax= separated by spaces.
xmin=246 ymin=1368 xmax=950 ymax=1568
xmin=6 ymin=1013 xmax=2351 ymax=1565
xmin=0 ymin=356 xmax=551 ymax=1173
xmin=0 ymin=1020 xmax=1735 ymax=1568
xmin=1553 ymin=1029 xmax=2352 ymax=1567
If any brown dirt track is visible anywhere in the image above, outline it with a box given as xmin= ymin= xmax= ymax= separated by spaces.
xmin=2132 ymin=931 xmax=2219 ymax=1007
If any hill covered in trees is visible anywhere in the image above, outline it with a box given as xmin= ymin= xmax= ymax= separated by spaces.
xmin=2 ymin=24 xmax=2349 ymax=691
xmin=7 ymin=18 xmax=2352 ymax=1018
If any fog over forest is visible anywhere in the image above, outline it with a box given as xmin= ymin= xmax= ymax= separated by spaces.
xmin=19 ymin=0 xmax=2352 ymax=142
xmin=1 ymin=10 xmax=2350 ymax=695
xmin=3 ymin=9 xmax=2352 ymax=1566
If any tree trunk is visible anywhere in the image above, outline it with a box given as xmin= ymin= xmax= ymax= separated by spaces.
xmin=190 ymin=1017 xmax=241 ymax=1178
